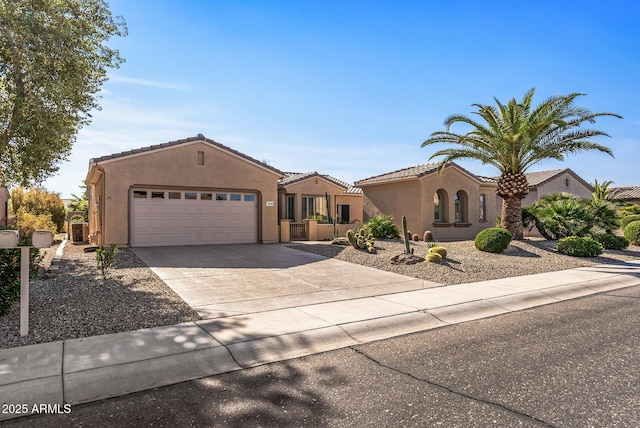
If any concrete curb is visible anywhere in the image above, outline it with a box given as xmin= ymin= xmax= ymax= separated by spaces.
xmin=1 ymin=261 xmax=639 ymax=421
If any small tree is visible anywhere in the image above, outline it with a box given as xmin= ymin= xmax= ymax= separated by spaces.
xmin=11 ymin=187 xmax=65 ymax=233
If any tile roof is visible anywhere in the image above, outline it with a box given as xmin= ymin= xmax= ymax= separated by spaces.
xmin=354 ymin=162 xmax=445 ymax=186
xmin=522 ymin=168 xmax=594 ymax=190
xmin=90 ymin=134 xmax=284 ymax=176
xmin=279 ymin=172 xmax=363 ymax=194
xmin=610 ymin=186 xmax=640 ymax=200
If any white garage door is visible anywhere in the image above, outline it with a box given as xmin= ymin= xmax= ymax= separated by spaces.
xmin=130 ymin=189 xmax=258 ymax=247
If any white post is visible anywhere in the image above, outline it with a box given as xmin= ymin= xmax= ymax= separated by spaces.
xmin=20 ymin=246 xmax=30 ymax=336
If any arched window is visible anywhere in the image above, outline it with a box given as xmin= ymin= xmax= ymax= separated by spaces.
xmin=434 ymin=191 xmax=442 ymax=221
xmin=454 ymin=191 xmax=468 ymax=223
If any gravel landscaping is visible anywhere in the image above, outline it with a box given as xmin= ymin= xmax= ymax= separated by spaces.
xmin=2 ymin=237 xmax=639 ymax=350
xmin=290 ymin=239 xmax=640 ymax=286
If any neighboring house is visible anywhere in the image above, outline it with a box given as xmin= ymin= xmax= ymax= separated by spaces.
xmin=278 ymin=172 xmax=363 ymax=224
xmin=355 ymin=162 xmax=499 ymax=241
xmin=85 ymin=135 xmax=284 ymax=247
xmin=0 ymin=183 xmax=9 ymax=225
xmin=496 ymin=168 xmax=594 ymax=212
xmin=610 ymin=186 xmax=640 ymax=206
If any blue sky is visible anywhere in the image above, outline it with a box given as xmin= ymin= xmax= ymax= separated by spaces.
xmin=43 ymin=0 xmax=640 ymax=198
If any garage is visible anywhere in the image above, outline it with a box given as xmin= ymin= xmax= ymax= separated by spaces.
xmin=130 ymin=189 xmax=258 ymax=247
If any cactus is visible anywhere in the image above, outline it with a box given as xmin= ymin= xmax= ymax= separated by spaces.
xmin=402 ymin=215 xmax=411 ymax=254
xmin=412 ymin=234 xmax=419 ymax=241
xmin=423 ymin=230 xmax=433 ymax=242
xmin=346 ymin=227 xmax=376 ymax=253
xmin=428 ymin=246 xmax=447 ymax=259
xmin=426 ymin=252 xmax=442 ymax=263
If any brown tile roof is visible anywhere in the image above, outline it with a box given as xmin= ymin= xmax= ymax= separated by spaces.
xmin=355 ymin=162 xmax=489 ymax=186
xmin=610 ymin=186 xmax=640 ymax=200
xmin=90 ymin=134 xmax=284 ymax=176
xmin=280 ymin=172 xmax=363 ymax=194
xmin=354 ymin=162 xmax=445 ymax=186
xmin=522 ymin=168 xmax=593 ymax=191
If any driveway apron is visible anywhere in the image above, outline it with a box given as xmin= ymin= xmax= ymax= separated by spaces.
xmin=132 ymin=244 xmax=434 ymax=319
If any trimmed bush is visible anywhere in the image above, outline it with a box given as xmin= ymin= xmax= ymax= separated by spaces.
xmin=592 ymin=233 xmax=629 ymax=250
xmin=364 ymin=215 xmax=400 ymax=239
xmin=428 ymin=246 xmax=447 ymax=259
xmin=0 ymin=228 xmax=40 ymax=315
xmin=624 ymin=220 xmax=640 ymax=246
xmin=475 ymin=228 xmax=512 ymax=253
xmin=620 ymin=215 xmax=640 ymax=230
xmin=557 ymin=236 xmax=603 ymax=257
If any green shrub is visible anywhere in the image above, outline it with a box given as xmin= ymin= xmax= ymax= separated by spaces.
xmin=557 ymin=236 xmax=603 ymax=257
xmin=364 ymin=215 xmax=400 ymax=239
xmin=475 ymin=228 xmax=512 ymax=253
xmin=623 ymin=221 xmax=640 ymax=246
xmin=620 ymin=215 xmax=640 ymax=230
xmin=11 ymin=188 xmax=66 ymax=233
xmin=0 ymin=227 xmax=40 ymax=315
xmin=96 ymin=244 xmax=119 ymax=279
xmin=428 ymin=246 xmax=447 ymax=259
xmin=592 ymin=233 xmax=629 ymax=250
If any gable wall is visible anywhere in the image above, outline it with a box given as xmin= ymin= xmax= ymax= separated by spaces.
xmin=94 ymin=141 xmax=280 ymax=246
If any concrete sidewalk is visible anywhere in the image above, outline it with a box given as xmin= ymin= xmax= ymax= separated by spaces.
xmin=2 ymin=259 xmax=640 ymax=421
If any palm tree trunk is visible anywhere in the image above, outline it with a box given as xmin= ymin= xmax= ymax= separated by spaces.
xmin=501 ymin=196 xmax=524 ymax=240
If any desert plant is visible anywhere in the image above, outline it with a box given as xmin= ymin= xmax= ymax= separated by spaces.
xmin=428 ymin=246 xmax=447 ymax=259
xmin=557 ymin=236 xmax=603 ymax=257
xmin=620 ymin=215 xmax=640 ymax=230
xmin=624 ymin=221 xmax=640 ymax=246
xmin=401 ymin=216 xmax=411 ymax=254
xmin=96 ymin=244 xmax=119 ymax=279
xmin=592 ymin=233 xmax=629 ymax=250
xmin=412 ymin=234 xmax=419 ymax=242
xmin=10 ymin=188 xmax=66 ymax=232
xmin=364 ymin=215 xmax=400 ymax=239
xmin=15 ymin=209 xmax=57 ymax=236
xmin=426 ymin=252 xmax=442 ymax=263
xmin=423 ymin=230 xmax=433 ymax=242
xmin=475 ymin=228 xmax=512 ymax=253
xmin=346 ymin=228 xmax=376 ymax=253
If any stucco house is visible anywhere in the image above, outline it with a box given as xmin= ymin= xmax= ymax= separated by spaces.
xmin=355 ymin=162 xmax=498 ymax=241
xmin=278 ymin=172 xmax=363 ymax=224
xmin=85 ymin=135 xmax=284 ymax=247
xmin=610 ymin=186 xmax=640 ymax=206
xmin=0 ymin=183 xmax=9 ymax=225
xmin=497 ymin=168 xmax=594 ymax=212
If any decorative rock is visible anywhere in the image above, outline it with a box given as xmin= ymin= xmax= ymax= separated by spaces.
xmin=390 ymin=253 xmax=425 ymax=265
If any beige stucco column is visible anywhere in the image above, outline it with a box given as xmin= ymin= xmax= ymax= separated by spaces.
xmin=280 ymin=219 xmax=290 ymax=243
xmin=305 ymin=219 xmax=318 ymax=241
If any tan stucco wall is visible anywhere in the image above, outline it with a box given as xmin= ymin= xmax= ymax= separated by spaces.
xmin=362 ymin=166 xmax=499 ymax=241
xmin=279 ymin=177 xmax=363 ymax=224
xmin=87 ymin=140 xmax=281 ymax=246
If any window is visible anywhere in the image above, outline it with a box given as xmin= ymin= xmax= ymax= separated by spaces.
xmin=337 ymin=204 xmax=350 ymax=223
xmin=454 ymin=191 xmax=468 ymax=223
xmin=244 ymin=194 xmax=255 ymax=202
xmin=201 ymin=192 xmax=213 ymax=200
xmin=168 ymin=192 xmax=181 ymax=200
xmin=285 ymin=195 xmax=295 ymax=220
xmin=479 ymin=194 xmax=487 ymax=222
xmin=133 ymin=190 xmax=147 ymax=199
xmin=434 ymin=191 xmax=442 ymax=221
xmin=302 ymin=195 xmax=328 ymax=220
xmin=151 ymin=191 xmax=165 ymax=199
xmin=197 ymin=151 xmax=204 ymax=165
xmin=230 ymin=194 xmax=241 ymax=201
xmin=216 ymin=193 xmax=227 ymax=201
xmin=185 ymin=192 xmax=197 ymax=200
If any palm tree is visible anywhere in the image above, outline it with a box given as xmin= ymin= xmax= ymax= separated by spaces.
xmin=592 ymin=179 xmax=614 ymax=201
xmin=422 ymin=88 xmax=621 ymax=239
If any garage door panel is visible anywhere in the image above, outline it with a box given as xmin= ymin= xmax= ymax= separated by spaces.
xmin=131 ymin=190 xmax=258 ymax=247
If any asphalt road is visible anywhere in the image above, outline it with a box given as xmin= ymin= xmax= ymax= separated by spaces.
xmin=4 ymin=285 xmax=639 ymax=427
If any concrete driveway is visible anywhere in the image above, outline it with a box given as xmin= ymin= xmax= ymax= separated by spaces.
xmin=133 ymin=244 xmax=433 ymax=319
